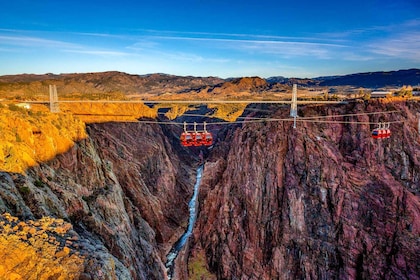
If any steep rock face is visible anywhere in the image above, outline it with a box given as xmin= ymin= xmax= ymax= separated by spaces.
xmin=0 ymin=122 xmax=196 ymax=279
xmin=193 ymin=100 xmax=420 ymax=279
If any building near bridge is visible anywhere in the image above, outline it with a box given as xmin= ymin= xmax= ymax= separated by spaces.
xmin=370 ymin=91 xmax=392 ymax=98
xmin=15 ymin=103 xmax=31 ymax=109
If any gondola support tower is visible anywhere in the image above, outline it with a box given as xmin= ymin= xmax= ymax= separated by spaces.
xmin=290 ymin=84 xmax=298 ymax=128
xmin=49 ymin=85 xmax=59 ymax=113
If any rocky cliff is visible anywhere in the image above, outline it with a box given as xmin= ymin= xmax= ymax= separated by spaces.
xmin=192 ymin=100 xmax=420 ymax=279
xmin=0 ymin=99 xmax=419 ymax=279
xmin=0 ymin=121 xmax=197 ymax=279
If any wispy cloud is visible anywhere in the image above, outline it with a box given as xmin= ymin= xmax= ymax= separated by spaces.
xmin=0 ymin=35 xmax=80 ymax=49
xmin=226 ymin=40 xmax=345 ymax=59
xmin=128 ymin=32 xmax=348 ymax=61
xmin=69 ymin=31 xmax=133 ymax=40
xmin=127 ymin=39 xmax=160 ymax=51
xmin=0 ymin=29 xmax=352 ymax=62
xmin=320 ymin=19 xmax=420 ymax=38
xmin=146 ymin=34 xmax=345 ymax=47
xmin=62 ymin=49 xmax=131 ymax=56
xmin=136 ymin=29 xmax=347 ymax=43
xmin=367 ymin=31 xmax=420 ymax=61
xmin=127 ymin=42 xmax=230 ymax=64
xmin=0 ymin=31 xmax=132 ymax=57
xmin=298 ymin=20 xmax=420 ymax=62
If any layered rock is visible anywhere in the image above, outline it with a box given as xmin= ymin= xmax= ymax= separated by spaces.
xmin=0 ymin=121 xmax=196 ymax=279
xmin=192 ymin=100 xmax=420 ymax=279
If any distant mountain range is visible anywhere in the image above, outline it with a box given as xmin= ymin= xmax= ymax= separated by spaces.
xmin=267 ymin=69 xmax=420 ymax=88
xmin=0 ymin=71 xmax=224 ymax=96
xmin=0 ymin=69 xmax=419 ymax=98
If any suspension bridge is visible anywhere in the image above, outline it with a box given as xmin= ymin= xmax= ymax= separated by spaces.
xmin=14 ymin=84 xmax=420 ymax=142
xmin=24 ymin=84 xmax=345 ymax=108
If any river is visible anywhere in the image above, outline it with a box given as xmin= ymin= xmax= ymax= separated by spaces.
xmin=165 ymin=165 xmax=203 ymax=279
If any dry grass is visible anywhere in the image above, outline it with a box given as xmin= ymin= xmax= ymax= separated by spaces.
xmin=0 ymin=103 xmax=86 ymax=173
xmin=208 ymin=103 xmax=248 ymax=122
xmin=188 ymin=250 xmax=216 ymax=279
xmin=59 ymin=102 xmax=158 ymax=122
xmin=160 ymin=104 xmax=196 ymax=120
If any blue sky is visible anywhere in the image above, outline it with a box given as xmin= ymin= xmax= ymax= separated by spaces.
xmin=0 ymin=0 xmax=419 ymax=78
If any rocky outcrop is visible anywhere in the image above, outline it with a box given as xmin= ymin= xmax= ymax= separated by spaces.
xmin=0 ymin=213 xmax=85 ymax=280
xmin=192 ymin=100 xmax=420 ymax=279
xmin=0 ymin=121 xmax=196 ymax=279
xmin=209 ymin=77 xmax=269 ymax=95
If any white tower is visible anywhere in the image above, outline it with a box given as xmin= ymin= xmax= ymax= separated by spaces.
xmin=290 ymin=84 xmax=298 ymax=128
xmin=49 ymin=85 xmax=59 ymax=113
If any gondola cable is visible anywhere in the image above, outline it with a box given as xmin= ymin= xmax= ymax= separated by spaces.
xmin=136 ymin=109 xmax=405 ymax=145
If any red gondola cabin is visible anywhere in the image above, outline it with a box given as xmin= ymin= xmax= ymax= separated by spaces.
xmin=372 ymin=123 xmax=391 ymax=139
xmin=180 ymin=132 xmax=195 ymax=146
xmin=181 ymin=122 xmax=213 ymax=147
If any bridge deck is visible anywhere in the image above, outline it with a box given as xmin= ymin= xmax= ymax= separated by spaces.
xmin=23 ymin=99 xmax=345 ymax=104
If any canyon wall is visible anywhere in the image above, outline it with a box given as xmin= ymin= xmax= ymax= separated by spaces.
xmin=192 ymin=100 xmax=420 ymax=279
xmin=0 ymin=122 xmax=196 ymax=279
xmin=0 ymin=99 xmax=419 ymax=279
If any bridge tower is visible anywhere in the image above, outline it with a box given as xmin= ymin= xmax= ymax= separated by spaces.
xmin=290 ymin=84 xmax=298 ymax=128
xmin=49 ymin=85 xmax=59 ymax=113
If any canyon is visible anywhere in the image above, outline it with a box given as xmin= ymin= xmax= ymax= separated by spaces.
xmin=193 ymin=99 xmax=420 ymax=279
xmin=0 ymin=98 xmax=419 ymax=279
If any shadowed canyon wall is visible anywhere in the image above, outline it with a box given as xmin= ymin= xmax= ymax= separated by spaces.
xmin=192 ymin=100 xmax=420 ymax=280
xmin=0 ymin=122 xmax=196 ymax=279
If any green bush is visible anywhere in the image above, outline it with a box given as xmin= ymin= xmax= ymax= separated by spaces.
xmin=19 ymin=186 xmax=30 ymax=195
xmin=8 ymin=104 xmax=25 ymax=112
xmin=34 ymin=180 xmax=44 ymax=188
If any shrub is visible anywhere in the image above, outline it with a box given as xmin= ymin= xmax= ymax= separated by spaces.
xmin=363 ymin=93 xmax=371 ymax=101
xmin=34 ymin=180 xmax=44 ymax=188
xmin=395 ymin=86 xmax=413 ymax=98
xmin=8 ymin=104 xmax=25 ymax=112
xmin=15 ymin=133 xmax=22 ymax=142
xmin=19 ymin=186 xmax=30 ymax=195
